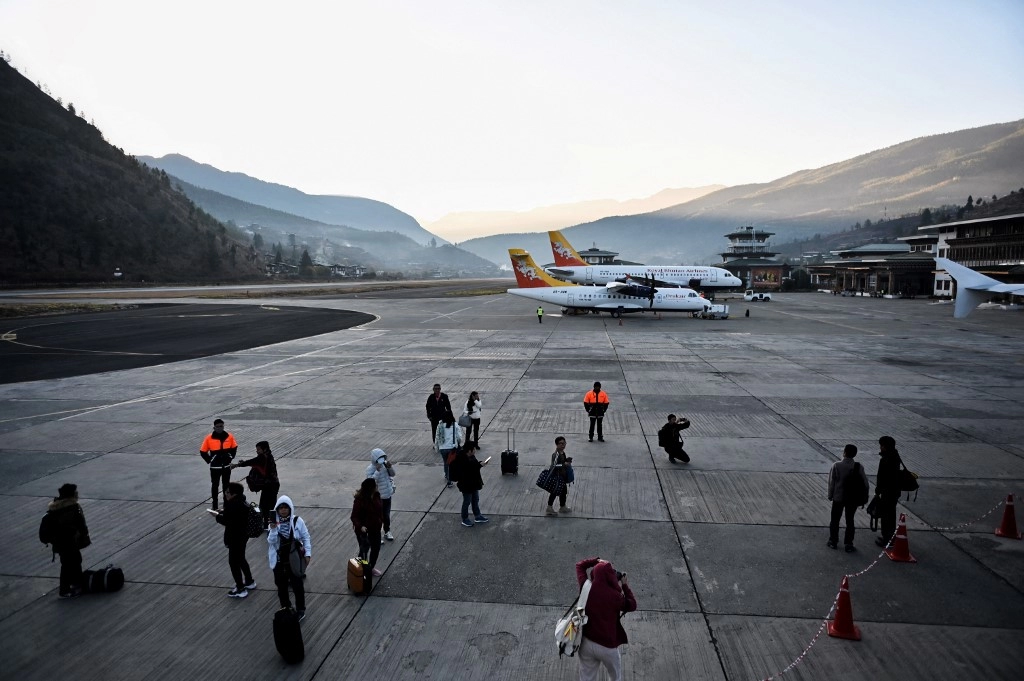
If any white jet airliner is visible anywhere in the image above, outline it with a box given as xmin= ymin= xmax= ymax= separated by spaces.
xmin=935 ymin=258 xmax=1024 ymax=318
xmin=507 ymin=249 xmax=710 ymax=317
xmin=545 ymin=230 xmax=743 ymax=291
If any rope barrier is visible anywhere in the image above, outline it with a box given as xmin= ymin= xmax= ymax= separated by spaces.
xmin=754 ymin=493 xmax=1015 ymax=680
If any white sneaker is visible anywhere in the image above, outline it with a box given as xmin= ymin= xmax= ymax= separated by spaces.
xmin=384 ymin=531 xmax=395 ymax=541
xmin=227 ymin=587 xmax=248 ymax=598
xmin=243 ymin=580 xmax=256 ymax=590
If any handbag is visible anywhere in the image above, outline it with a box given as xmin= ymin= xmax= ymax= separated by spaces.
xmin=245 ymin=464 xmax=267 ymax=493
xmin=536 ymin=469 xmax=565 ymax=495
xmin=555 ymin=578 xmax=592 ymax=657
xmin=458 ymin=413 xmax=473 ymax=428
xmin=898 ymin=462 xmax=919 ymax=500
xmin=565 ymin=464 xmax=575 ymax=485
xmin=866 ymin=495 xmax=880 ymax=531
xmin=75 ymin=530 xmax=92 ymax=550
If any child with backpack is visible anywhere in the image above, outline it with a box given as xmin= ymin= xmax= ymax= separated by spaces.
xmin=211 ymin=481 xmax=256 ymax=598
xmin=39 ymin=483 xmax=90 ymax=599
xmin=826 ymin=444 xmax=870 ymax=552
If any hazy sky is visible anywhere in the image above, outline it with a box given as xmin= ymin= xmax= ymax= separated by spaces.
xmin=2 ymin=0 xmax=1023 ymax=222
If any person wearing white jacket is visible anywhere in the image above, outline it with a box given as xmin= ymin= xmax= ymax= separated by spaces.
xmin=267 ymin=495 xmax=312 ymax=622
xmin=434 ymin=412 xmax=463 ymax=488
xmin=462 ymin=391 xmax=483 ymax=450
xmin=366 ymin=448 xmax=396 ymax=541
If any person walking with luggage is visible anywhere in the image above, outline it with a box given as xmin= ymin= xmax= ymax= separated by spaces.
xmin=40 ymin=483 xmax=89 ymax=599
xmin=455 ymin=444 xmax=490 ymax=527
xmin=268 ymin=495 xmax=312 ymax=621
xmin=462 ymin=391 xmax=482 ymax=450
xmin=583 ymin=382 xmax=609 ymax=442
xmin=230 ymin=440 xmax=279 ymax=527
xmin=874 ymin=435 xmax=903 ymax=547
xmin=657 ymin=414 xmax=690 ymax=463
xmin=434 ymin=413 xmax=463 ymax=489
xmin=426 ymin=383 xmax=453 ymax=442
xmin=537 ymin=306 xmax=544 ymax=323
xmin=199 ymin=418 xmax=238 ymax=511
xmin=575 ymin=556 xmax=637 ymax=681
xmin=213 ymin=481 xmax=256 ymax=597
xmin=545 ymin=436 xmax=572 ymax=516
xmin=351 ymin=478 xmax=383 ymax=577
xmin=366 ymin=448 xmax=397 ymax=541
xmin=827 ymin=444 xmax=870 ymax=552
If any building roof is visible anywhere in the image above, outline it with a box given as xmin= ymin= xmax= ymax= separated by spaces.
xmin=724 ymin=226 xmax=775 ymax=239
xmin=835 ymin=243 xmax=910 ymax=257
xmin=718 ymin=258 xmax=785 ymax=267
xmin=918 ymin=211 xmax=1024 ymax=233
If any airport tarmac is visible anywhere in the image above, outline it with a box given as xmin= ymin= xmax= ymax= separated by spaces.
xmin=1 ymin=290 xmax=1022 ymax=680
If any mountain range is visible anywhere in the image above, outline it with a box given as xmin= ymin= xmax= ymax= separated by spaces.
xmin=424 ymin=185 xmax=725 ymax=242
xmin=457 ymin=119 xmax=1024 ymax=266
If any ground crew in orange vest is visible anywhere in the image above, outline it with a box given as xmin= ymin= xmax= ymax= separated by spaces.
xmin=200 ymin=418 xmax=238 ymax=511
xmin=583 ymin=382 xmax=610 ymax=442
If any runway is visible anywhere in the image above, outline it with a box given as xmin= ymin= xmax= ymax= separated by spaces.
xmin=0 ymin=290 xmax=1022 ymax=680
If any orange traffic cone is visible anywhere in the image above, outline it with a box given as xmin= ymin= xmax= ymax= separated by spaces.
xmin=885 ymin=513 xmax=917 ymax=563
xmin=995 ymin=494 xmax=1022 ymax=539
xmin=827 ymin=576 xmax=861 ymax=641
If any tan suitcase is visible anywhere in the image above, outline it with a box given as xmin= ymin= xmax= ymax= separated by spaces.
xmin=347 ymin=558 xmax=371 ymax=594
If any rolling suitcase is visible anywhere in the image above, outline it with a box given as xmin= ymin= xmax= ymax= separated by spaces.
xmin=500 ymin=427 xmax=519 ymax=475
xmin=347 ymin=557 xmax=372 ymax=595
xmin=273 ymin=607 xmax=305 ymax=664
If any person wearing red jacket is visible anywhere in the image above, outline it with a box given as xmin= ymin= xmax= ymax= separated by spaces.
xmin=351 ymin=478 xmax=384 ymax=577
xmin=575 ymin=556 xmax=637 ymax=681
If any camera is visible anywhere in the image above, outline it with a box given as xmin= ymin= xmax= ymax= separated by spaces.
xmin=616 ymin=571 xmax=625 ymax=581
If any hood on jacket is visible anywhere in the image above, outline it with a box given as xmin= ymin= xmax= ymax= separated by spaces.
xmin=591 ymin=560 xmax=620 ymax=591
xmin=370 ymin=448 xmax=387 ymax=464
xmin=275 ymin=495 xmax=295 ymax=518
xmin=47 ymin=497 xmax=79 ymax=513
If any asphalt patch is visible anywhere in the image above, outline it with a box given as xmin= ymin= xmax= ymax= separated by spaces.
xmin=0 ymin=304 xmax=373 ymax=384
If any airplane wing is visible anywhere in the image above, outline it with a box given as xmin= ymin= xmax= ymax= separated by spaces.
xmin=935 ymin=258 xmax=1024 ymax=318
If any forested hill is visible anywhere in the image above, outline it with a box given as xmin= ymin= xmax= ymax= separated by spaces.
xmin=0 ymin=60 xmax=262 ymax=284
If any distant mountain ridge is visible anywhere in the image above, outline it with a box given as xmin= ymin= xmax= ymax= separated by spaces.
xmin=137 ymin=154 xmax=439 ymax=245
xmin=459 ymin=120 xmax=1024 ymax=266
xmin=425 ymin=185 xmax=725 ymax=242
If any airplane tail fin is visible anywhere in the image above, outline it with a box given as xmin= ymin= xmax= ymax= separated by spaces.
xmin=935 ymin=258 xmax=998 ymax=318
xmin=509 ymin=249 xmax=571 ymax=288
xmin=548 ymin=230 xmax=588 ymax=267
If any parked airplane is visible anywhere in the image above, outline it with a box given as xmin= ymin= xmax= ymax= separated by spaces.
xmin=935 ymin=258 xmax=1024 ymax=318
xmin=546 ymin=230 xmax=743 ymax=290
xmin=507 ymin=249 xmax=710 ymax=317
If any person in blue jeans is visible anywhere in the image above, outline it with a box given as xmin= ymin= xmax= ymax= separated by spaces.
xmin=454 ymin=445 xmax=490 ymax=527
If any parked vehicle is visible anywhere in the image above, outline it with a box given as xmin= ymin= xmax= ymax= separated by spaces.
xmin=744 ymin=290 xmax=772 ymax=302
xmin=699 ymin=304 xmax=730 ymax=319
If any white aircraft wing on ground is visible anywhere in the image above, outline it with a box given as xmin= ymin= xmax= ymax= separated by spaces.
xmin=935 ymin=257 xmax=1024 ymax=318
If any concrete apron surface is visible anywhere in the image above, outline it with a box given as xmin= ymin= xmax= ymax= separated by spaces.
xmin=1 ymin=291 xmax=1023 ymax=680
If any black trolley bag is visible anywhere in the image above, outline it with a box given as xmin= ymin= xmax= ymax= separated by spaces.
xmin=500 ymin=427 xmax=519 ymax=475
xmin=273 ymin=607 xmax=305 ymax=664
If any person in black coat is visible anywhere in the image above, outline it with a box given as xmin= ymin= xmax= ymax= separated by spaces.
xmin=455 ymin=444 xmax=490 ymax=527
xmin=874 ymin=435 xmax=903 ymax=547
xmin=231 ymin=440 xmax=280 ymax=528
xmin=213 ymin=482 xmax=255 ymax=598
xmin=426 ymin=383 xmax=453 ymax=442
xmin=41 ymin=483 xmax=90 ymax=598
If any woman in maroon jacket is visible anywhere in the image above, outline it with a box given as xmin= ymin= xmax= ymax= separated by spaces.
xmin=351 ymin=478 xmax=384 ymax=577
xmin=575 ymin=556 xmax=637 ymax=681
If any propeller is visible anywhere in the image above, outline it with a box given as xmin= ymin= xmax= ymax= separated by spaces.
xmin=646 ymin=275 xmax=655 ymax=308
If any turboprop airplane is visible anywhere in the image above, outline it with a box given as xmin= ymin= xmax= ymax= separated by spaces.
xmin=507 ymin=249 xmax=710 ymax=317
xmin=935 ymin=258 xmax=1024 ymax=318
xmin=546 ymin=230 xmax=743 ymax=291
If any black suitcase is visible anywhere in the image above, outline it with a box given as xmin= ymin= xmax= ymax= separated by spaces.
xmin=273 ymin=607 xmax=305 ymax=664
xmin=81 ymin=564 xmax=125 ymax=593
xmin=500 ymin=427 xmax=519 ymax=475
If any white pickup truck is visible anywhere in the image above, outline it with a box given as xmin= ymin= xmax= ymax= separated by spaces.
xmin=743 ymin=290 xmax=772 ymax=302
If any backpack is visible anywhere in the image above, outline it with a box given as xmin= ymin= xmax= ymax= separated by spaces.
xmin=657 ymin=425 xmax=671 ymax=448
xmin=39 ymin=512 xmax=56 ymax=545
xmin=555 ymin=579 xmax=591 ymax=657
xmin=841 ymin=463 xmax=869 ymax=506
xmin=246 ymin=502 xmax=264 ymax=538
